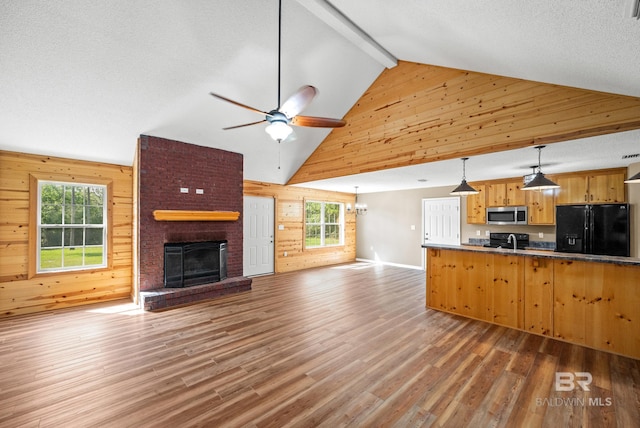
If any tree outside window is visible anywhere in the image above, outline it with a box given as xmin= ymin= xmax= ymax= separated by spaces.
xmin=38 ymin=181 xmax=107 ymax=272
xmin=305 ymin=201 xmax=343 ymax=248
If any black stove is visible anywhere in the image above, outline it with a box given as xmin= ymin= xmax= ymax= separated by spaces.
xmin=484 ymin=233 xmax=529 ymax=250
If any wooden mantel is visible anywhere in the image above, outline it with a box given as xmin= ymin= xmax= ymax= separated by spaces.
xmin=152 ymin=210 xmax=240 ymax=222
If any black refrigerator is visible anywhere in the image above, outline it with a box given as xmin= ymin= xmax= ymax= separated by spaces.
xmin=555 ymin=204 xmax=630 ymax=257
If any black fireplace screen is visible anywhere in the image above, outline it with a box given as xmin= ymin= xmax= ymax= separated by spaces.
xmin=164 ymin=241 xmax=227 ymax=287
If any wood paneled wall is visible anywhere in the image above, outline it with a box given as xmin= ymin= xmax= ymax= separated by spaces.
xmin=0 ymin=151 xmax=133 ymax=317
xmin=288 ymin=61 xmax=640 ymax=184
xmin=244 ymin=181 xmax=356 ymax=273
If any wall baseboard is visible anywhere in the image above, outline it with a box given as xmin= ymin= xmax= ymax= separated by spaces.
xmin=356 ymin=258 xmax=424 ymax=271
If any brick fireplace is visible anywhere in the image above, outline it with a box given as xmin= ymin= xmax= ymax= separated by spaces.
xmin=137 ymin=135 xmax=251 ymax=310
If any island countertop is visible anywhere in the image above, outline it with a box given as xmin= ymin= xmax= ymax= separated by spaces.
xmin=421 ymin=242 xmax=640 ymax=266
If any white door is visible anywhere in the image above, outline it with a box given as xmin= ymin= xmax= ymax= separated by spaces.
xmin=243 ymin=196 xmax=275 ymax=276
xmin=423 ymin=197 xmax=460 ymax=246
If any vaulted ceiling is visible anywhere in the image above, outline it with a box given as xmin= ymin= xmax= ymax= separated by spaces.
xmin=2 ymin=1 xmax=640 ymax=193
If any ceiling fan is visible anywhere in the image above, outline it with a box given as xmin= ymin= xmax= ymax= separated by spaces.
xmin=209 ymin=0 xmax=346 ymax=142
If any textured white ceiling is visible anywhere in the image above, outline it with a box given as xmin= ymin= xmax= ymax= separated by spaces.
xmin=1 ymin=0 xmax=639 ymax=192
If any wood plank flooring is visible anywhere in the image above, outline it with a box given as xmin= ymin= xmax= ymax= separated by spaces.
xmin=1 ymin=262 xmax=639 ymax=427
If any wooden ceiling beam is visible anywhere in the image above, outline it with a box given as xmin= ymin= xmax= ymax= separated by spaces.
xmin=287 ymin=61 xmax=640 ymax=185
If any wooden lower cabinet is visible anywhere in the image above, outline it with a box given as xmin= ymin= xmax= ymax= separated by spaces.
xmin=487 ymin=253 xmax=524 ymax=329
xmin=426 ymin=248 xmax=640 ymax=359
xmin=426 ymin=249 xmax=489 ymax=321
xmin=554 ymin=260 xmax=640 ymax=359
xmin=524 ymin=256 xmax=553 ymax=336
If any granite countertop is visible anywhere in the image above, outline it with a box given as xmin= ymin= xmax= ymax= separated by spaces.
xmin=422 ymin=242 xmax=640 ymax=266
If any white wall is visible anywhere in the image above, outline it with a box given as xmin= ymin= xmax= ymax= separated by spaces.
xmin=357 ymin=185 xmax=556 ymax=267
xmin=357 ymin=167 xmax=640 ymax=267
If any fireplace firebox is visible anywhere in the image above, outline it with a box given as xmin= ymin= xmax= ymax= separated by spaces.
xmin=164 ymin=241 xmax=227 ymax=288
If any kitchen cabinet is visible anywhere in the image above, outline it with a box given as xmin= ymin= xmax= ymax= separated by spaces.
xmin=487 ymin=180 xmax=526 ymax=207
xmin=488 ymin=253 xmax=524 ymax=329
xmin=466 ymin=183 xmax=486 ymax=224
xmin=555 ymin=170 xmax=626 ymax=204
xmin=426 ymin=248 xmax=522 ymax=328
xmin=526 ymin=186 xmax=556 ymax=225
xmin=553 ymin=259 xmax=640 ymax=358
xmin=425 ymin=245 xmax=640 ymax=359
xmin=524 ymin=256 xmax=553 ymax=336
xmin=426 ymin=249 xmax=489 ymax=321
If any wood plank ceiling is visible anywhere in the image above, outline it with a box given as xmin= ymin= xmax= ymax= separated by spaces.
xmin=287 ymin=61 xmax=640 ymax=185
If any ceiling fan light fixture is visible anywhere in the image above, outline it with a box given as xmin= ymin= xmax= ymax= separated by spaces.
xmin=265 ymin=121 xmax=293 ymax=141
xmin=522 ymin=145 xmax=560 ymax=191
xmin=624 ymin=171 xmax=640 ymax=183
xmin=450 ymin=157 xmax=479 ymax=196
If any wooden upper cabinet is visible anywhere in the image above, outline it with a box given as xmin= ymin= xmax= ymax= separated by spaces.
xmin=466 ymin=183 xmax=486 ymax=224
xmin=587 ymin=171 xmax=626 ymax=203
xmin=555 ymin=169 xmax=626 ymax=204
xmin=487 ymin=180 xmax=526 ymax=207
xmin=527 ymin=187 xmax=556 ymax=225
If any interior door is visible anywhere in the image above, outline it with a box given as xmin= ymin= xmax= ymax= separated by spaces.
xmin=243 ymin=196 xmax=275 ymax=276
xmin=423 ymin=197 xmax=460 ymax=246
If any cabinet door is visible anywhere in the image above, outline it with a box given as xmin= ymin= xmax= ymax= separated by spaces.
xmin=524 ymin=257 xmax=553 ymax=336
xmin=555 ymin=175 xmax=588 ymax=204
xmin=588 ymin=172 xmax=626 ymax=203
xmin=426 ymin=249 xmax=448 ymax=310
xmin=505 ymin=180 xmax=526 ymax=206
xmin=487 ymin=253 xmax=524 ymax=329
xmin=466 ymin=184 xmax=486 ymax=224
xmin=487 ymin=183 xmax=507 ymax=206
xmin=527 ymin=188 xmax=556 ymax=225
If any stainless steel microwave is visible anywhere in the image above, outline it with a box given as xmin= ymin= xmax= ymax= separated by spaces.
xmin=486 ymin=206 xmax=528 ymax=225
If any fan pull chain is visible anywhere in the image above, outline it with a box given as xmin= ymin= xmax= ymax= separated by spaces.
xmin=278 ymin=139 xmax=281 ymax=169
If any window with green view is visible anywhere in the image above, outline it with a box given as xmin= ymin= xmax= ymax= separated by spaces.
xmin=38 ymin=181 xmax=107 ymax=272
xmin=305 ymin=201 xmax=343 ymax=248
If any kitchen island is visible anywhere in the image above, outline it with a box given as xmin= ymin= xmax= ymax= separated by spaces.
xmin=423 ymin=243 xmax=640 ymax=360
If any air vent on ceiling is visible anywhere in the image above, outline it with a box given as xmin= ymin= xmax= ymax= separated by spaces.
xmin=630 ymin=0 xmax=640 ymax=19
xmin=622 ymin=153 xmax=640 ymax=159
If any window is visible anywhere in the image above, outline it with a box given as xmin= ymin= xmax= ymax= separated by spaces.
xmin=305 ymin=201 xmax=344 ymax=248
xmin=37 ymin=181 xmax=108 ymax=273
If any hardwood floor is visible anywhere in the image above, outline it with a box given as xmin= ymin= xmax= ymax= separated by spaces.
xmin=1 ymin=262 xmax=639 ymax=427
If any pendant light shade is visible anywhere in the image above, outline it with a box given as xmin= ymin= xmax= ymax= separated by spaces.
xmin=624 ymin=171 xmax=640 ymax=183
xmin=450 ymin=157 xmax=479 ymax=195
xmin=522 ymin=145 xmax=560 ymax=191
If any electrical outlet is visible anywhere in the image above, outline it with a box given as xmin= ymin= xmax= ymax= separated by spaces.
xmin=476 ymin=230 xmax=481 ymax=236
xmin=284 ymin=251 xmax=288 ymax=257
xmin=539 ymin=232 xmax=544 ymax=238
xmin=180 ymin=187 xmax=189 ymax=193
xmin=485 ymin=230 xmax=490 ymax=236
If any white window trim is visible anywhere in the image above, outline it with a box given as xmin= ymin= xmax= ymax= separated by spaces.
xmin=36 ymin=180 xmax=108 ymax=273
xmin=305 ymin=200 xmax=345 ymax=248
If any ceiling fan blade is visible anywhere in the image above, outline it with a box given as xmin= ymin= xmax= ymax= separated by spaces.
xmin=210 ymin=92 xmax=271 ymax=117
xmin=222 ymin=119 xmax=267 ymax=130
xmin=279 ymin=85 xmax=317 ymax=118
xmin=291 ymin=115 xmax=346 ymax=128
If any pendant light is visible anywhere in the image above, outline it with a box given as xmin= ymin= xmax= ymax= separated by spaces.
xmin=450 ymin=157 xmax=479 ymax=195
xmin=522 ymin=145 xmax=560 ymax=191
xmin=354 ymin=186 xmax=367 ymax=215
xmin=624 ymin=171 xmax=640 ymax=183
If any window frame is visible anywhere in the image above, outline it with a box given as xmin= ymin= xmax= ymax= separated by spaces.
xmin=29 ymin=174 xmax=113 ymax=278
xmin=304 ymin=199 xmax=345 ymax=249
